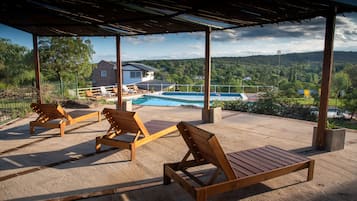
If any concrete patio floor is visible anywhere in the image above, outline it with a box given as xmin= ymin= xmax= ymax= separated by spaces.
xmin=0 ymin=105 xmax=356 ymax=201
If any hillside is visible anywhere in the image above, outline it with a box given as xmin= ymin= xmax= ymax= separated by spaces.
xmin=237 ymin=51 xmax=357 ymax=65
xmin=132 ymin=51 xmax=356 ymax=96
xmin=135 ymin=51 xmax=357 ymax=66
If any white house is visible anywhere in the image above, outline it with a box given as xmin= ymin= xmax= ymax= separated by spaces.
xmin=118 ymin=63 xmax=157 ymax=85
xmin=92 ymin=60 xmax=158 ymax=86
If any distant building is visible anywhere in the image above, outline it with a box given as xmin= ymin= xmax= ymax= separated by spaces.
xmin=92 ymin=60 xmax=158 ymax=86
xmin=297 ymin=89 xmax=318 ymax=97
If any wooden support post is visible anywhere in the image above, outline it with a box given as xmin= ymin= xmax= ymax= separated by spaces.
xmin=202 ymin=27 xmax=211 ymax=122
xmin=316 ymin=9 xmax=336 ymax=150
xmin=33 ymin=34 xmax=42 ymax=103
xmin=116 ymin=35 xmax=123 ymax=110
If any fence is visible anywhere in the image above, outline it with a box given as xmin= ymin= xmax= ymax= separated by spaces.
xmin=0 ymin=87 xmax=36 ymax=124
xmin=75 ymin=83 xmax=275 ymax=98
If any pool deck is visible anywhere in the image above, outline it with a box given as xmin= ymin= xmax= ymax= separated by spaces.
xmin=0 ymin=105 xmax=356 ymax=201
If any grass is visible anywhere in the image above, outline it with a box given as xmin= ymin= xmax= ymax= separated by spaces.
xmin=0 ymin=98 xmax=33 ymax=122
xmin=282 ymin=97 xmax=345 ymax=108
xmin=330 ymin=119 xmax=357 ymax=130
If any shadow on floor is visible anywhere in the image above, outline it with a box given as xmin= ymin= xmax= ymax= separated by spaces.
xmin=290 ymin=146 xmax=328 ymax=157
xmin=0 ymin=138 xmax=127 ymax=181
xmin=0 ymin=120 xmax=103 ymax=141
xmin=6 ymin=169 xmax=283 ymax=201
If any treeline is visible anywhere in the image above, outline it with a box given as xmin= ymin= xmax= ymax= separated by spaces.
xmin=136 ymin=51 xmax=357 ymax=97
xmin=0 ymin=37 xmax=94 ymax=91
xmin=1 ymin=36 xmax=356 ymax=100
xmin=0 ymin=38 xmax=34 ymax=88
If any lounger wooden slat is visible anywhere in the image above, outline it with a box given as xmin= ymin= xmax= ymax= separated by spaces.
xmin=164 ymin=122 xmax=315 ymax=201
xmin=242 ymin=150 xmax=283 ymax=169
xmin=30 ymin=103 xmax=101 ymax=137
xmin=248 ymin=148 xmax=291 ymax=166
xmin=228 ymin=152 xmax=273 ymax=171
xmin=95 ymin=108 xmax=178 ymax=160
xmin=227 ymin=154 xmax=267 ymax=173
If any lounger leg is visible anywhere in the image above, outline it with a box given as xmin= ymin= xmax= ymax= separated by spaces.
xmin=60 ymin=123 xmax=65 ymax=137
xmin=130 ymin=143 xmax=136 ymax=161
xmin=97 ymin=112 xmax=101 ymax=122
xmin=30 ymin=124 xmax=35 ymax=135
xmin=307 ymin=160 xmax=315 ymax=181
xmin=196 ymin=189 xmax=207 ymax=201
xmin=163 ymin=164 xmax=172 ymax=185
xmin=95 ymin=137 xmax=102 ymax=152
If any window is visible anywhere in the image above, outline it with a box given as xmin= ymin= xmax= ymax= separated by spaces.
xmin=100 ymin=70 xmax=107 ymax=77
xmin=130 ymin=71 xmax=141 ymax=78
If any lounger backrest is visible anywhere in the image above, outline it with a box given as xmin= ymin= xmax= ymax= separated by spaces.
xmin=112 ymin=87 xmax=118 ymax=94
xmin=85 ymin=90 xmax=94 ymax=97
xmin=31 ymin=103 xmax=72 ymax=122
xmin=103 ymin=108 xmax=150 ymax=137
xmin=177 ymin=122 xmax=236 ymax=180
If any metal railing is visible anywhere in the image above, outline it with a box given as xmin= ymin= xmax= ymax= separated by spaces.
xmin=75 ymin=83 xmax=275 ymax=98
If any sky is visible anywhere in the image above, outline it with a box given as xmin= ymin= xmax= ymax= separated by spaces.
xmin=1 ymin=13 xmax=357 ymax=63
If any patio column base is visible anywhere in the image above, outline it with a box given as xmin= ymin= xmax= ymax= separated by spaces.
xmin=312 ymin=126 xmax=346 ymax=152
xmin=202 ymin=107 xmax=222 ymax=123
xmin=117 ymin=100 xmax=132 ymax=111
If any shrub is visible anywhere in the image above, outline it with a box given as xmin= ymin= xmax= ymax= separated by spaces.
xmin=215 ymin=91 xmax=316 ymax=122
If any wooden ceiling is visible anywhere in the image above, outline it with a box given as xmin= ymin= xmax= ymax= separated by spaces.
xmin=1 ymin=0 xmax=357 ymax=36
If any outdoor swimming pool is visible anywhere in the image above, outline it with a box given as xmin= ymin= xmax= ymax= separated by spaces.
xmin=132 ymin=92 xmax=247 ymax=107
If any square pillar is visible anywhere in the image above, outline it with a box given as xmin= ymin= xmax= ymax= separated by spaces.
xmin=312 ymin=127 xmax=345 ymax=152
xmin=202 ymin=107 xmax=222 ymax=123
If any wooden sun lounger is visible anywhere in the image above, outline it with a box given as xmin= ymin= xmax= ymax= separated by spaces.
xmin=164 ymin=122 xmax=315 ymax=201
xmin=95 ymin=108 xmax=178 ymax=160
xmin=30 ymin=103 xmax=101 ymax=137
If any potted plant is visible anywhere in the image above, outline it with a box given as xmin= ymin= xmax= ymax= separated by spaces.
xmin=312 ymin=120 xmax=346 ymax=151
xmin=202 ymin=106 xmax=222 ymax=123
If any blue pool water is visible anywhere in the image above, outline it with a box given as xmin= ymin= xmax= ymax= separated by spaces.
xmin=132 ymin=92 xmax=244 ymax=107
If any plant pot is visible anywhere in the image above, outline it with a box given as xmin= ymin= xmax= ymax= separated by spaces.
xmin=117 ymin=100 xmax=132 ymax=111
xmin=202 ymin=107 xmax=222 ymax=123
xmin=312 ymin=127 xmax=346 ymax=151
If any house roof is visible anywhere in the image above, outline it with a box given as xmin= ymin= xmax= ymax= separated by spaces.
xmin=99 ymin=60 xmax=158 ymax=72
xmin=125 ymin=63 xmax=158 ymax=72
xmin=1 ymin=0 xmax=356 ymax=36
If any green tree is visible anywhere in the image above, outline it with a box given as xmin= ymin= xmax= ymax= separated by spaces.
xmin=39 ymin=37 xmax=94 ymax=95
xmin=343 ymin=88 xmax=357 ymax=119
xmin=0 ymin=38 xmax=34 ymax=87
xmin=344 ymin=64 xmax=357 ymax=88
xmin=331 ymin=71 xmax=351 ymax=100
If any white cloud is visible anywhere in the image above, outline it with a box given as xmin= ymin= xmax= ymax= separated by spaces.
xmin=92 ymin=14 xmax=357 ymax=61
xmin=124 ymin=35 xmax=165 ymax=45
xmin=93 ymin=53 xmax=116 ymax=62
xmin=336 ymin=16 xmax=357 ymax=41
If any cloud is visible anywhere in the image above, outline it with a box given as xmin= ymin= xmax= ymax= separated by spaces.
xmin=124 ymin=35 xmax=165 ymax=45
xmin=121 ymin=51 xmax=203 ymax=61
xmin=212 ymin=30 xmax=240 ymax=41
xmin=239 ymin=25 xmax=306 ymax=38
xmin=336 ymin=15 xmax=357 ymax=41
xmin=204 ymin=13 xmax=357 ymax=42
xmin=92 ymin=13 xmax=357 ymax=61
xmin=188 ymin=43 xmax=204 ymax=51
xmin=93 ymin=53 xmax=116 ymax=62
xmin=186 ymin=30 xmax=240 ymax=42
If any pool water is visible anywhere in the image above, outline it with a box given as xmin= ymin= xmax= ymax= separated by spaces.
xmin=132 ymin=92 xmax=245 ymax=107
